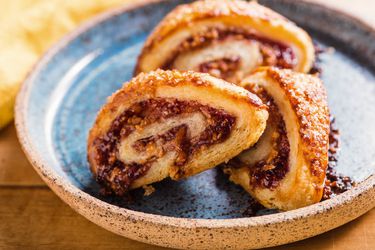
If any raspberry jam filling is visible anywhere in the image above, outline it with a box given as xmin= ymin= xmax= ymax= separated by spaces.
xmin=92 ymin=98 xmax=236 ymax=195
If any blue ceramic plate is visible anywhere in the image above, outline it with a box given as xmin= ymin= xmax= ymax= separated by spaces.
xmin=16 ymin=0 xmax=375 ymax=249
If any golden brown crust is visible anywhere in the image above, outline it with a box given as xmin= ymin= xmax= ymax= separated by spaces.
xmin=109 ymin=69 xmax=266 ymax=110
xmin=88 ymin=69 xmax=268 ymax=195
xmin=224 ymin=67 xmax=329 ymax=210
xmin=140 ymin=0 xmax=287 ymax=52
xmin=135 ymin=0 xmax=315 ymax=75
xmin=262 ymin=67 xmax=330 ymax=180
xmin=88 ymin=70 xmax=267 ymax=145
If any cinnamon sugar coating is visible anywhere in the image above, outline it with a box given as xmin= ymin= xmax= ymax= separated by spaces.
xmin=141 ymin=0 xmax=288 ymax=52
xmin=115 ymin=69 xmax=266 ymax=109
xmin=263 ymin=67 xmax=330 ymax=179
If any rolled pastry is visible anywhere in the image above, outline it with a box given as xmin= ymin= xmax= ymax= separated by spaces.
xmin=224 ymin=67 xmax=329 ymax=210
xmin=87 ymin=70 xmax=268 ymax=195
xmin=135 ymin=0 xmax=315 ymax=83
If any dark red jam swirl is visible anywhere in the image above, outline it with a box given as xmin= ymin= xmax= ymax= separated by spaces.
xmin=242 ymin=117 xmax=354 ymax=216
xmin=224 ymin=85 xmax=290 ymax=189
xmin=162 ymin=27 xmax=296 ymax=76
xmin=246 ymin=86 xmax=290 ymax=189
xmin=92 ymin=98 xmax=236 ymax=195
xmin=230 ymin=115 xmax=353 ymax=216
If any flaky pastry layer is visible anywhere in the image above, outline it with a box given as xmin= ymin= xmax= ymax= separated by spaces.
xmin=135 ymin=0 xmax=315 ymax=82
xmin=87 ymin=70 xmax=268 ymax=195
xmin=224 ymin=67 xmax=329 ymax=210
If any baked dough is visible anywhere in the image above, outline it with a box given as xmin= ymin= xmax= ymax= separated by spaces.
xmin=87 ymin=70 xmax=268 ymax=195
xmin=224 ymin=67 xmax=329 ymax=210
xmin=135 ymin=0 xmax=315 ymax=83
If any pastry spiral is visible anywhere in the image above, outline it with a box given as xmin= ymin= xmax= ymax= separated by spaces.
xmin=135 ymin=0 xmax=315 ymax=83
xmin=87 ymin=70 xmax=268 ymax=195
xmin=224 ymin=67 xmax=329 ymax=210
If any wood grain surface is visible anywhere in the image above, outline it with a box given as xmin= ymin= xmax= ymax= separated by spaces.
xmin=1 ymin=0 xmax=374 ymax=249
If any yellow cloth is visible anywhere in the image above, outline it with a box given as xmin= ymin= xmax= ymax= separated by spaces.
xmin=0 ymin=0 xmax=130 ymax=129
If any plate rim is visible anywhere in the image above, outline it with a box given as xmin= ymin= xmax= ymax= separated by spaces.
xmin=14 ymin=0 xmax=375 ymax=233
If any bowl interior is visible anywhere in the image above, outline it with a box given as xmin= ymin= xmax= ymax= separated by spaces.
xmin=23 ymin=0 xmax=375 ymax=219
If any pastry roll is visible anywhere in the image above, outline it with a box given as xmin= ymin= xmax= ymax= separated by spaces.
xmin=224 ymin=67 xmax=329 ymax=210
xmin=135 ymin=0 xmax=315 ymax=83
xmin=87 ymin=70 xmax=268 ymax=195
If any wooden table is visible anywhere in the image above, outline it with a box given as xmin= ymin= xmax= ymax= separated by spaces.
xmin=1 ymin=1 xmax=374 ymax=249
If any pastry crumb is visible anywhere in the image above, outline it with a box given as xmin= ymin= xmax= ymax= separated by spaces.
xmin=143 ymin=185 xmax=156 ymax=196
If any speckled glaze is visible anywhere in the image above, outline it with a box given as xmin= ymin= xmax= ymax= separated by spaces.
xmin=15 ymin=0 xmax=375 ymax=249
